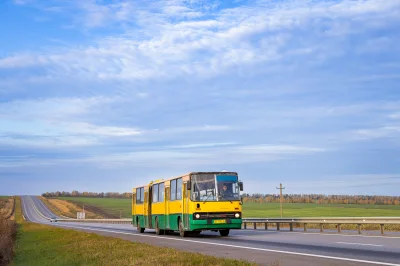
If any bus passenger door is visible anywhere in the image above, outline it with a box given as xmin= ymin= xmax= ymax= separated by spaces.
xmin=183 ymin=182 xmax=189 ymax=229
xmin=132 ymin=193 xmax=135 ymax=225
xmin=165 ymin=187 xmax=170 ymax=229
xmin=148 ymin=186 xmax=152 ymax=228
xmin=144 ymin=191 xmax=148 ymax=227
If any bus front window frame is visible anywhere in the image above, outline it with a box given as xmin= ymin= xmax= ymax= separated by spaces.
xmin=190 ymin=173 xmax=240 ymax=202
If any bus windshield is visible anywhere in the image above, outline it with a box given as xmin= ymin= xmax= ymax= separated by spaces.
xmin=190 ymin=173 xmax=240 ymax=202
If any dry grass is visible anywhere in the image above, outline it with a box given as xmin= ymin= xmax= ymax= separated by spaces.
xmin=0 ymin=215 xmax=17 ymax=266
xmin=39 ymin=196 xmax=104 ymax=219
xmin=0 ymin=197 xmax=15 ymax=220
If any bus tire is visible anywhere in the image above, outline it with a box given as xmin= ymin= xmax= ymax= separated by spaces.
xmin=137 ymin=221 xmax=145 ymax=233
xmin=155 ymin=218 xmax=163 ymax=235
xmin=179 ymin=219 xmax=187 ymax=237
xmin=219 ymin=229 xmax=229 ymax=236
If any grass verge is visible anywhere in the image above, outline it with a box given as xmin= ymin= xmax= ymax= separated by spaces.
xmin=13 ymin=198 xmax=263 ymax=266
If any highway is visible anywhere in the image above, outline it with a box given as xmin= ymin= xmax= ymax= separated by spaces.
xmin=21 ymin=196 xmax=400 ymax=266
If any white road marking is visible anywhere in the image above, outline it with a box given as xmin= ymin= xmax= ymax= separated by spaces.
xmin=241 ymin=228 xmax=400 ymax=239
xmin=336 ymin=242 xmax=384 ymax=247
xmin=28 ymin=196 xmax=51 ymax=220
xmin=49 ymin=223 xmax=399 ymax=266
xmin=21 ymin=197 xmax=33 ymax=222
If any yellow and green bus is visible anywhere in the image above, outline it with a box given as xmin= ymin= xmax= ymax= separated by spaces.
xmin=132 ymin=171 xmax=244 ymax=237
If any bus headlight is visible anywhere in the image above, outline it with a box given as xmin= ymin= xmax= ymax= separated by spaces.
xmin=195 ymin=214 xmax=200 ymax=219
xmin=235 ymin=213 xmax=240 ymax=218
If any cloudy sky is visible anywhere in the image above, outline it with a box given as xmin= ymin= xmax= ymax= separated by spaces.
xmin=1 ymin=0 xmax=400 ymax=196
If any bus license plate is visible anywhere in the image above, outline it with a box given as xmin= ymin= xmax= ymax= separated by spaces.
xmin=213 ymin=219 xmax=226 ymax=224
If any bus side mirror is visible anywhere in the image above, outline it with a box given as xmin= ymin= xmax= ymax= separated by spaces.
xmin=186 ymin=181 xmax=191 ymax=190
xmin=239 ymin=182 xmax=243 ymax=191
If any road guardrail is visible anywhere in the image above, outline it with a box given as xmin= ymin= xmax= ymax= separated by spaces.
xmin=55 ymin=218 xmax=132 ymax=224
xmin=242 ymin=217 xmax=400 ymax=235
xmin=51 ymin=216 xmax=400 ymax=235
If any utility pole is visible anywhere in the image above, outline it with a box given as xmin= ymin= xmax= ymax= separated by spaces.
xmin=276 ymin=183 xmax=285 ymax=218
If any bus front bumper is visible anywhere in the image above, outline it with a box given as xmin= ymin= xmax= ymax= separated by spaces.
xmin=190 ymin=218 xmax=242 ymax=230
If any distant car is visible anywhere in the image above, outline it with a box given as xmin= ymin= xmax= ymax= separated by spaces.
xmin=50 ymin=216 xmax=57 ymax=222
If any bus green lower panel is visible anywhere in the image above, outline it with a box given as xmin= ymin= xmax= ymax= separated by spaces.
xmin=134 ymin=214 xmax=242 ymax=231
xmin=189 ymin=218 xmax=242 ymax=231
xmin=133 ymin=215 xmax=145 ymax=228
xmin=151 ymin=214 xmax=166 ymax=229
xmin=166 ymin=214 xmax=181 ymax=231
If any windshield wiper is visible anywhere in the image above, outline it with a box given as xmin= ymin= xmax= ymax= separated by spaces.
xmin=203 ymin=192 xmax=213 ymax=204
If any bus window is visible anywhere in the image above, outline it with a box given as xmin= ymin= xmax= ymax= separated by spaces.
xmin=136 ymin=189 xmax=141 ymax=203
xmin=176 ymin=178 xmax=182 ymax=200
xmin=159 ymin=183 xmax=165 ymax=202
xmin=171 ymin=179 xmax=176 ymax=200
xmin=153 ymin=184 xmax=159 ymax=202
xmin=136 ymin=187 xmax=143 ymax=203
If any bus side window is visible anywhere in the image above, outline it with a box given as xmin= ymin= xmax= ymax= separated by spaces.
xmin=176 ymin=178 xmax=182 ymax=200
xmin=159 ymin=183 xmax=165 ymax=202
xmin=171 ymin=180 xmax=176 ymax=201
xmin=153 ymin=184 xmax=159 ymax=202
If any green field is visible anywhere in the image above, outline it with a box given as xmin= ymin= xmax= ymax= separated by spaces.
xmin=243 ymin=202 xmax=400 ymax=217
xmin=56 ymin=197 xmax=400 ymax=218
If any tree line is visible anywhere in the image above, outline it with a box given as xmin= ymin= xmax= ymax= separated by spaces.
xmin=42 ymin=191 xmax=400 ymax=205
xmin=42 ymin=191 xmax=132 ymax=199
xmin=242 ymin=193 xmax=400 ymax=205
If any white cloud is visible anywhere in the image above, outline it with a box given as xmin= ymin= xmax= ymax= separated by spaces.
xmin=63 ymin=122 xmax=142 ymax=137
xmin=291 ymin=174 xmax=400 ymax=190
xmin=235 ymin=144 xmax=325 ymax=154
xmin=167 ymin=142 xmax=237 ymax=149
xmin=0 ymin=96 xmax=122 ymax=121
xmin=351 ymin=126 xmax=400 ymax=140
xmin=389 ymin=113 xmax=400 ymax=119
xmin=47 ymin=143 xmax=326 ymax=168
xmin=3 ymin=0 xmax=399 ymax=81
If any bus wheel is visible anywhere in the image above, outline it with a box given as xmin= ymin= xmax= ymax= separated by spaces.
xmin=137 ymin=222 xmax=145 ymax=233
xmin=219 ymin=229 xmax=229 ymax=236
xmin=155 ymin=218 xmax=163 ymax=235
xmin=179 ymin=219 xmax=187 ymax=237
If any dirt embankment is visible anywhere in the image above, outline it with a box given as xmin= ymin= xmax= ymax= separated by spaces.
xmin=39 ymin=197 xmax=107 ymax=219
xmin=67 ymin=200 xmax=120 ymax=219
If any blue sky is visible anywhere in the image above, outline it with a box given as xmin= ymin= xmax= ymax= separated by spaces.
xmin=1 ymin=0 xmax=400 ymax=196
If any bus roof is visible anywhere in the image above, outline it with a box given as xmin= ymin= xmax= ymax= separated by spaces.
xmin=132 ymin=171 xmax=238 ymax=190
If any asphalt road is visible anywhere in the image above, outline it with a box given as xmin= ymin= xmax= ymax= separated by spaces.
xmin=21 ymin=196 xmax=400 ymax=266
